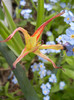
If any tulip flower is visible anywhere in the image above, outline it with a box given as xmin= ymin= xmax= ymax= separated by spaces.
xmin=0 ymin=11 xmax=65 ymax=69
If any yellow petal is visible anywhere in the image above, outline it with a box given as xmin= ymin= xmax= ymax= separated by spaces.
xmin=39 ymin=44 xmax=63 ymax=50
xmin=34 ymin=52 xmax=62 ymax=69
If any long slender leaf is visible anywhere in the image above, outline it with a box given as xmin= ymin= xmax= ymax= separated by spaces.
xmin=0 ymin=37 xmax=40 ymax=100
xmin=36 ymin=0 xmax=44 ymax=29
xmin=2 ymin=1 xmax=24 ymax=51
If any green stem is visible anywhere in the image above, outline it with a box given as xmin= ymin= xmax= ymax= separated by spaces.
xmin=36 ymin=0 xmax=44 ymax=30
xmin=31 ymin=0 xmax=37 ymax=11
xmin=0 ymin=37 xmax=40 ymax=100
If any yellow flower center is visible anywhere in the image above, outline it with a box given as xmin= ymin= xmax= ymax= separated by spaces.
xmin=67 ymin=18 xmax=70 ymax=20
xmin=72 ymin=48 xmax=74 ymax=52
xmin=44 ymin=90 xmax=46 ymax=93
xmin=71 ymin=35 xmax=74 ymax=39
xmin=40 ymin=65 xmax=43 ymax=67
xmin=59 ymin=37 xmax=62 ymax=39
xmin=34 ymin=66 xmax=37 ymax=69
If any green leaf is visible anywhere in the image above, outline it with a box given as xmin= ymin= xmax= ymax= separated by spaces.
xmin=0 ymin=38 xmax=40 ymax=100
xmin=62 ymin=68 xmax=74 ymax=79
xmin=5 ymin=82 xmax=9 ymax=95
xmin=65 ymin=57 xmax=74 ymax=66
xmin=2 ymin=1 xmax=25 ymax=51
xmin=0 ymin=7 xmax=4 ymax=20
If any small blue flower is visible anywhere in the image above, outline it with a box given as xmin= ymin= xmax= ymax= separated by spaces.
xmin=39 ymin=69 xmax=47 ymax=78
xmin=64 ymin=42 xmax=74 ymax=56
xmin=46 ymin=82 xmax=51 ymax=89
xmin=46 ymin=31 xmax=52 ymax=36
xmin=39 ymin=62 xmax=45 ymax=70
xmin=60 ymin=2 xmax=66 ymax=8
xmin=64 ymin=15 xmax=72 ymax=24
xmin=50 ymin=0 xmax=58 ymax=3
xmin=44 ymin=3 xmax=53 ymax=11
xmin=42 ymin=88 xmax=50 ymax=95
xmin=40 ymin=49 xmax=47 ymax=54
xmin=31 ymin=63 xmax=39 ymax=72
xmin=12 ymin=76 xmax=18 ymax=84
xmin=47 ymin=70 xmax=52 ymax=76
xmin=61 ymin=10 xmax=73 ymax=17
xmin=20 ymin=0 xmax=26 ymax=6
xmin=56 ymin=34 xmax=67 ymax=44
xmin=49 ymin=74 xmax=57 ymax=83
xmin=32 ymin=0 xmax=37 ymax=2
xmin=70 ymin=22 xmax=74 ymax=30
xmin=41 ymin=83 xmax=46 ymax=90
xmin=43 ymin=95 xmax=50 ymax=100
xmin=59 ymin=81 xmax=66 ymax=90
xmin=66 ymin=28 xmax=74 ymax=45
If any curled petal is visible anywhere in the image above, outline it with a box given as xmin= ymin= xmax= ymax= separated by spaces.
xmin=13 ymin=47 xmax=29 ymax=69
xmin=31 ymin=11 xmax=65 ymax=41
xmin=0 ymin=27 xmax=30 ymax=44
xmin=35 ymin=52 xmax=62 ymax=69
xmin=39 ymin=44 xmax=64 ymax=50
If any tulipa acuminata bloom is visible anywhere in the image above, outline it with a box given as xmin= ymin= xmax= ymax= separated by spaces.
xmin=0 ymin=11 xmax=65 ymax=69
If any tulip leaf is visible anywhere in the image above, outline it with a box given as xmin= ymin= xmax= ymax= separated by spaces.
xmin=0 ymin=37 xmax=40 ymax=100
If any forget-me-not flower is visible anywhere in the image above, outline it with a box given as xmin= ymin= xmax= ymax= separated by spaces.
xmin=46 ymin=82 xmax=51 ymax=89
xmin=64 ymin=15 xmax=72 ymax=24
xmin=44 ymin=3 xmax=53 ymax=11
xmin=42 ymin=88 xmax=50 ymax=95
xmin=60 ymin=2 xmax=66 ymax=8
xmin=31 ymin=63 xmax=39 ymax=72
xmin=39 ymin=69 xmax=47 ymax=78
xmin=66 ymin=28 xmax=74 ymax=45
xmin=64 ymin=42 xmax=74 ymax=56
xmin=39 ymin=62 xmax=45 ymax=70
xmin=46 ymin=31 xmax=52 ymax=36
xmin=20 ymin=0 xmax=26 ymax=6
xmin=47 ymin=70 xmax=52 ymax=75
xmin=12 ymin=76 xmax=18 ymax=84
xmin=43 ymin=95 xmax=50 ymax=100
xmin=49 ymin=74 xmax=57 ymax=83
xmin=59 ymin=81 xmax=66 ymax=90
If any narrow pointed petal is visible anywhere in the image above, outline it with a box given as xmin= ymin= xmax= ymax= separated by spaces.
xmin=13 ymin=47 xmax=29 ymax=69
xmin=39 ymin=44 xmax=63 ymax=50
xmin=31 ymin=11 xmax=65 ymax=41
xmin=0 ymin=27 xmax=30 ymax=44
xmin=35 ymin=52 xmax=62 ymax=69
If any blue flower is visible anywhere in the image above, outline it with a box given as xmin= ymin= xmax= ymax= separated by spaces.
xmin=70 ymin=22 xmax=74 ymax=30
xmin=41 ymin=83 xmax=46 ymax=90
xmin=39 ymin=69 xmax=47 ymax=78
xmin=59 ymin=81 xmax=66 ymax=90
xmin=49 ymin=74 xmax=57 ymax=83
xmin=47 ymin=70 xmax=52 ymax=76
xmin=46 ymin=82 xmax=51 ymax=89
xmin=40 ymin=49 xmax=47 ymax=54
xmin=61 ymin=10 xmax=73 ymax=17
xmin=50 ymin=0 xmax=58 ymax=3
xmin=20 ymin=0 xmax=26 ymax=6
xmin=56 ymin=34 xmax=67 ymax=44
xmin=44 ymin=3 xmax=53 ymax=11
xmin=46 ymin=31 xmax=52 ymax=36
xmin=43 ymin=95 xmax=50 ymax=100
xmin=60 ymin=2 xmax=66 ymax=8
xmin=64 ymin=42 xmax=74 ymax=56
xmin=66 ymin=28 xmax=74 ymax=45
xmin=39 ymin=62 xmax=45 ymax=70
xmin=64 ymin=15 xmax=72 ymax=24
xmin=12 ymin=76 xmax=18 ymax=84
xmin=32 ymin=0 xmax=37 ymax=2
xmin=42 ymin=88 xmax=50 ymax=95
xmin=21 ymin=9 xmax=32 ymax=19
xmin=31 ymin=63 xmax=39 ymax=72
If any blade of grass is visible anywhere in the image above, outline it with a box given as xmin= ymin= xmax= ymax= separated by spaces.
xmin=0 ymin=37 xmax=40 ymax=100
xmin=36 ymin=0 xmax=44 ymax=29
xmin=2 ymin=1 xmax=24 ymax=51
